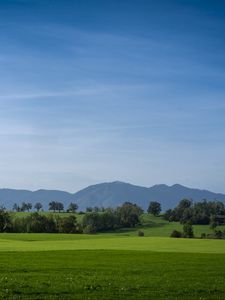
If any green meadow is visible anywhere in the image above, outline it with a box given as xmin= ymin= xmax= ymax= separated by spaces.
xmin=0 ymin=233 xmax=225 ymax=253
xmin=1 ymin=250 xmax=225 ymax=300
xmin=109 ymin=213 xmax=225 ymax=237
xmin=0 ymin=214 xmax=225 ymax=299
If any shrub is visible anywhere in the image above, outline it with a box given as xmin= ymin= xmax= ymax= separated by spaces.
xmin=201 ymin=233 xmax=206 ymax=239
xmin=138 ymin=230 xmax=144 ymax=237
xmin=170 ymin=230 xmax=182 ymax=238
xmin=213 ymin=230 xmax=223 ymax=239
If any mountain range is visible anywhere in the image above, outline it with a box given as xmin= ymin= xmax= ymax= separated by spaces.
xmin=1 ymin=181 xmax=225 ymax=211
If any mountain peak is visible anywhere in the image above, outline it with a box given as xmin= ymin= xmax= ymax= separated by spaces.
xmin=151 ymin=184 xmax=169 ymax=189
xmin=171 ymin=184 xmax=185 ymax=189
xmin=111 ymin=181 xmax=126 ymax=185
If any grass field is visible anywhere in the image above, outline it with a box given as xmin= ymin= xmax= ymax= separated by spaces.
xmin=1 ymin=250 xmax=225 ymax=300
xmin=0 ymin=233 xmax=225 ymax=299
xmin=112 ymin=214 xmax=225 ymax=237
xmin=1 ymin=214 xmax=225 ymax=299
xmin=0 ymin=233 xmax=225 ymax=253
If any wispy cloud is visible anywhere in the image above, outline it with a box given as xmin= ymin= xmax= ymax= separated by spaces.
xmin=0 ymin=86 xmax=111 ymax=100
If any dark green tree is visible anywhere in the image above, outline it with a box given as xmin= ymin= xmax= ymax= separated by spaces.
xmin=183 ymin=223 xmax=194 ymax=238
xmin=12 ymin=203 xmax=19 ymax=212
xmin=34 ymin=202 xmax=43 ymax=212
xmin=49 ymin=201 xmax=56 ymax=212
xmin=58 ymin=215 xmax=77 ymax=233
xmin=86 ymin=207 xmax=93 ymax=212
xmin=147 ymin=201 xmax=161 ymax=216
xmin=210 ymin=215 xmax=217 ymax=230
xmin=0 ymin=208 xmax=11 ymax=232
xmin=116 ymin=202 xmax=143 ymax=228
xmin=21 ymin=202 xmax=28 ymax=212
xmin=67 ymin=202 xmax=78 ymax=213
xmin=56 ymin=202 xmax=64 ymax=213
xmin=27 ymin=203 xmax=32 ymax=212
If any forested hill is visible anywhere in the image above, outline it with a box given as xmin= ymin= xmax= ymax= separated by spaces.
xmin=1 ymin=182 xmax=225 ymax=211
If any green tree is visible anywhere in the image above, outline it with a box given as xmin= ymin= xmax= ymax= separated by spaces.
xmin=82 ymin=212 xmax=99 ymax=232
xmin=0 ymin=208 xmax=11 ymax=232
xmin=183 ymin=223 xmax=194 ymax=238
xmin=67 ymin=202 xmax=78 ymax=213
xmin=147 ymin=201 xmax=161 ymax=216
xmin=49 ymin=201 xmax=56 ymax=212
xmin=210 ymin=215 xmax=217 ymax=230
xmin=86 ymin=207 xmax=93 ymax=212
xmin=12 ymin=203 xmax=19 ymax=212
xmin=174 ymin=199 xmax=192 ymax=221
xmin=21 ymin=202 xmax=28 ymax=212
xmin=26 ymin=213 xmax=46 ymax=233
xmin=27 ymin=203 xmax=32 ymax=212
xmin=116 ymin=202 xmax=143 ymax=228
xmin=58 ymin=215 xmax=77 ymax=233
xmin=34 ymin=202 xmax=43 ymax=212
xmin=56 ymin=202 xmax=64 ymax=213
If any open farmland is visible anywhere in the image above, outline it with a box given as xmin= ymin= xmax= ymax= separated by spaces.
xmin=0 ymin=233 xmax=225 ymax=299
xmin=1 ymin=214 xmax=224 ymax=299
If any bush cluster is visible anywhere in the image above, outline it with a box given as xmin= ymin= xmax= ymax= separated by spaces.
xmin=164 ymin=199 xmax=225 ymax=225
xmin=82 ymin=202 xmax=143 ymax=233
xmin=201 ymin=230 xmax=225 ymax=239
xmin=170 ymin=223 xmax=194 ymax=238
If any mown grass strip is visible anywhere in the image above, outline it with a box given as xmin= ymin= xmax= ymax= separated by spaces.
xmin=0 ymin=235 xmax=225 ymax=253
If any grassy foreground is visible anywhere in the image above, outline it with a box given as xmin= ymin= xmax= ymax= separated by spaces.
xmin=1 ymin=216 xmax=225 ymax=299
xmin=0 ymin=234 xmax=225 ymax=299
xmin=0 ymin=250 xmax=225 ymax=300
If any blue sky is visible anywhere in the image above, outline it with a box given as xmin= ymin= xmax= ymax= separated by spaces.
xmin=0 ymin=0 xmax=225 ymax=192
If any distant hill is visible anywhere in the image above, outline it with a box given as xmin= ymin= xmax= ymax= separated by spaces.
xmin=0 ymin=189 xmax=72 ymax=211
xmin=72 ymin=181 xmax=225 ymax=210
xmin=1 ymin=181 xmax=225 ymax=211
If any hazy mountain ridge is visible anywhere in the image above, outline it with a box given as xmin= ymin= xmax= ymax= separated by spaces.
xmin=1 ymin=181 xmax=225 ymax=211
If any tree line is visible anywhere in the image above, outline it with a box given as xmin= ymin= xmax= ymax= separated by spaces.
xmin=1 ymin=198 xmax=224 ymax=238
xmin=163 ymin=199 xmax=225 ymax=225
xmin=0 ymin=202 xmax=143 ymax=234
xmin=12 ymin=202 xmax=79 ymax=213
